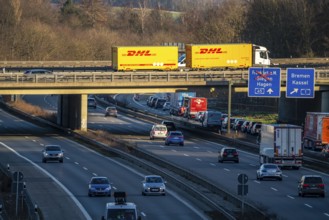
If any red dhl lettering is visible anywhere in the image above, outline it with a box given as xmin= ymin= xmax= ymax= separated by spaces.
xmin=199 ymin=48 xmax=223 ymax=54
xmin=126 ymin=50 xmax=152 ymax=56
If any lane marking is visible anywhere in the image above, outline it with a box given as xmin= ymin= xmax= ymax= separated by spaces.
xmin=207 ymin=150 xmax=213 ymax=153
xmin=83 ymin=167 xmax=88 ymax=171
xmin=171 ymin=150 xmax=177 ymax=152
xmin=141 ymin=212 xmax=147 ymax=217
xmin=224 ymin=168 xmax=230 ymax=172
xmin=282 ymin=174 xmax=288 ymax=178
xmin=92 ymin=173 xmax=97 ymax=176
xmin=324 ymin=213 xmax=329 ymax=217
xmin=193 ymin=146 xmax=199 ymax=149
xmin=196 ymin=158 xmax=202 ymax=161
xmin=249 ymin=164 xmax=257 ymax=167
xmin=183 ymin=154 xmax=189 ymax=157
xmin=75 ymin=162 xmax=79 ymax=165
xmin=304 ymin=204 xmax=312 ymax=208
xmin=254 ymin=180 xmax=260 ymax=184
xmin=287 ymin=195 xmax=295 ymax=199
xmin=271 ymin=187 xmax=278 ymax=191
xmin=209 ymin=163 xmax=216 ymax=166
xmin=65 ymin=157 xmax=70 ymax=160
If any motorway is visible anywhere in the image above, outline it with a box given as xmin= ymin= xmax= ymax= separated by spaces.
xmin=0 ymin=104 xmax=207 ymax=220
xmin=21 ymin=94 xmax=329 ymax=219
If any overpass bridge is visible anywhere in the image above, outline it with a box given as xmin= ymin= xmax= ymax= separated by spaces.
xmin=1 ymin=70 xmax=328 ymax=130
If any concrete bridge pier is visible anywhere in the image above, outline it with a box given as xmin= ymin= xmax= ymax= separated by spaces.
xmin=278 ymin=89 xmax=329 ymax=125
xmin=57 ymin=94 xmax=88 ymax=131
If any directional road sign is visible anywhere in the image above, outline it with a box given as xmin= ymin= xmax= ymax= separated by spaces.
xmin=248 ymin=68 xmax=281 ymax=97
xmin=286 ymin=68 xmax=315 ymax=98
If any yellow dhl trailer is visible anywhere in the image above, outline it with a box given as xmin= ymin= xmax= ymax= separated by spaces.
xmin=185 ymin=43 xmax=270 ymax=69
xmin=112 ymin=46 xmax=178 ymax=71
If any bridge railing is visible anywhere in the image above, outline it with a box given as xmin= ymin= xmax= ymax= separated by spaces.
xmin=0 ymin=70 xmax=328 ymax=84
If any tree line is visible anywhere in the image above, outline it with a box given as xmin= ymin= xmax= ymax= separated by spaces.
xmin=0 ymin=0 xmax=328 ymax=61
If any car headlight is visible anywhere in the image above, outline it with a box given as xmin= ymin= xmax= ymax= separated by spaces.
xmin=105 ymin=186 xmax=111 ymax=191
xmin=44 ymin=152 xmax=48 ymax=156
xmin=59 ymin=152 xmax=63 ymax=156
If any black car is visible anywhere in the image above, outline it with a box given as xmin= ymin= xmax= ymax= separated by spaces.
xmin=161 ymin=121 xmax=176 ymax=132
xmin=218 ymin=147 xmax=239 ymax=163
xmin=298 ymin=175 xmax=325 ymax=197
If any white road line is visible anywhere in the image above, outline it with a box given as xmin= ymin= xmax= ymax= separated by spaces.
xmin=65 ymin=157 xmax=70 ymax=160
xmin=304 ymin=204 xmax=312 ymax=208
xmin=282 ymin=174 xmax=288 ymax=177
xmin=224 ymin=168 xmax=230 ymax=172
xmin=32 ymin=140 xmax=36 ymax=142
xmin=159 ymin=145 xmax=165 ymax=148
xmin=254 ymin=180 xmax=260 ymax=184
xmin=207 ymin=150 xmax=213 ymax=153
xmin=40 ymin=143 xmax=44 ymax=146
xmin=209 ymin=163 xmax=216 ymax=166
xmin=112 ymin=186 xmax=117 ymax=190
xmin=92 ymin=173 xmax=97 ymax=176
xmin=249 ymin=163 xmax=257 ymax=167
xmin=324 ymin=213 xmax=329 ymax=217
xmin=196 ymin=158 xmax=202 ymax=161
xmin=271 ymin=187 xmax=278 ymax=191
xmin=141 ymin=212 xmax=147 ymax=217
xmin=83 ymin=167 xmax=88 ymax=171
xmin=74 ymin=162 xmax=79 ymax=165
xmin=193 ymin=146 xmax=199 ymax=149
xmin=183 ymin=154 xmax=189 ymax=157
xmin=171 ymin=149 xmax=177 ymax=152
xmin=287 ymin=195 xmax=295 ymax=199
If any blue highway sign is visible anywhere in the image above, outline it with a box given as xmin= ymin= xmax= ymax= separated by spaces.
xmin=248 ymin=68 xmax=281 ymax=97
xmin=286 ymin=68 xmax=315 ymax=98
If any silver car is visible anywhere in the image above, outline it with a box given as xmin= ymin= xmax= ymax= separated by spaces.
xmin=141 ymin=175 xmax=166 ymax=196
xmin=256 ymin=163 xmax=282 ymax=181
xmin=42 ymin=145 xmax=64 ymax=163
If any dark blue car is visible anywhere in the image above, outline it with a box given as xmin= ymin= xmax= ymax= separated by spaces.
xmin=165 ymin=131 xmax=184 ymax=146
xmin=88 ymin=176 xmax=111 ymax=197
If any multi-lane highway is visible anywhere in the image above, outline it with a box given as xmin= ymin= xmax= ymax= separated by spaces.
xmin=0 ymin=105 xmax=208 ymax=220
xmin=20 ymin=94 xmax=329 ymax=219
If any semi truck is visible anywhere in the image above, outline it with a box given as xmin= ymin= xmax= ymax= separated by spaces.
xmin=259 ymin=124 xmax=303 ymax=169
xmin=182 ymin=97 xmax=207 ymax=119
xmin=303 ymin=112 xmax=329 ymax=151
xmin=112 ymin=46 xmax=178 ymax=71
xmin=184 ymin=43 xmax=270 ymax=69
xmin=168 ymin=92 xmax=196 ymax=116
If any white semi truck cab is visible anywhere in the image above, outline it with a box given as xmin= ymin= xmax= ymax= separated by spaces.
xmin=101 ymin=192 xmax=141 ymax=220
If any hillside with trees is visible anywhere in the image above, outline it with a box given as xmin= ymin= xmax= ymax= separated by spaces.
xmin=0 ymin=0 xmax=328 ymax=60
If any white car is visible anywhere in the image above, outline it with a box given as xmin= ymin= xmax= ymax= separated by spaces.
xmin=256 ymin=163 xmax=282 ymax=181
xmin=150 ymin=124 xmax=167 ymax=140
xmin=142 ymin=175 xmax=166 ymax=196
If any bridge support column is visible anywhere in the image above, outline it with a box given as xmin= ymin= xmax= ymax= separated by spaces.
xmin=278 ymin=90 xmax=323 ymax=125
xmin=321 ymin=89 xmax=329 ymax=112
xmin=57 ymin=94 xmax=88 ymax=131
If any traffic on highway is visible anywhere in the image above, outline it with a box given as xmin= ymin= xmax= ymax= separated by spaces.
xmin=17 ymin=93 xmax=329 ymax=220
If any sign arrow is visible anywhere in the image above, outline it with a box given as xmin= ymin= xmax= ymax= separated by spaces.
xmin=267 ymin=88 xmax=274 ymax=94
xmin=290 ymin=88 xmax=298 ymax=95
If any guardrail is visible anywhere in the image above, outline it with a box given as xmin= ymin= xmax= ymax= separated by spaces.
xmin=0 ymin=70 xmax=329 ymax=85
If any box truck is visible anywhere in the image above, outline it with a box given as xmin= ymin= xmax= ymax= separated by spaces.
xmin=259 ymin=124 xmax=303 ymax=169
xmin=168 ymin=92 xmax=196 ymax=116
xmin=184 ymin=43 xmax=270 ymax=69
xmin=182 ymin=97 xmax=207 ymax=119
xmin=112 ymin=46 xmax=178 ymax=71
xmin=303 ymin=112 xmax=329 ymax=151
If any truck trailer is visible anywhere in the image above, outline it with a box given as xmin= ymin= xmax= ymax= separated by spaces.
xmin=259 ymin=124 xmax=303 ymax=169
xmin=184 ymin=43 xmax=270 ymax=69
xmin=168 ymin=92 xmax=196 ymax=116
xmin=303 ymin=112 xmax=329 ymax=151
xmin=182 ymin=97 xmax=207 ymax=119
xmin=112 ymin=46 xmax=178 ymax=71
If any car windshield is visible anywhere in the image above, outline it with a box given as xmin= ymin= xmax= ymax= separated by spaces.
xmin=224 ymin=149 xmax=236 ymax=153
xmin=46 ymin=146 xmax=60 ymax=151
xmin=304 ymin=177 xmax=323 ymax=184
xmin=91 ymin=178 xmax=109 ymax=184
xmin=146 ymin=177 xmax=163 ymax=183
xmin=108 ymin=107 xmax=116 ymax=110
xmin=170 ymin=132 xmax=182 ymax=136
xmin=106 ymin=209 xmax=136 ymax=220
xmin=155 ymin=126 xmax=166 ymax=131
xmin=263 ymin=165 xmax=278 ymax=169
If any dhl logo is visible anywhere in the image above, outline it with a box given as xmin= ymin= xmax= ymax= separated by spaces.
xmin=199 ymin=48 xmax=223 ymax=54
xmin=125 ymin=50 xmax=155 ymax=56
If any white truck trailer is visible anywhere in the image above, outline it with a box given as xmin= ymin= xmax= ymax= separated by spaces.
xmin=259 ymin=124 xmax=303 ymax=169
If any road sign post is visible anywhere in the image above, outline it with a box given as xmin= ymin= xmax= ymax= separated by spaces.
xmin=248 ymin=68 xmax=281 ymax=97
xmin=286 ymin=68 xmax=315 ymax=98
xmin=237 ymin=173 xmax=248 ymax=216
